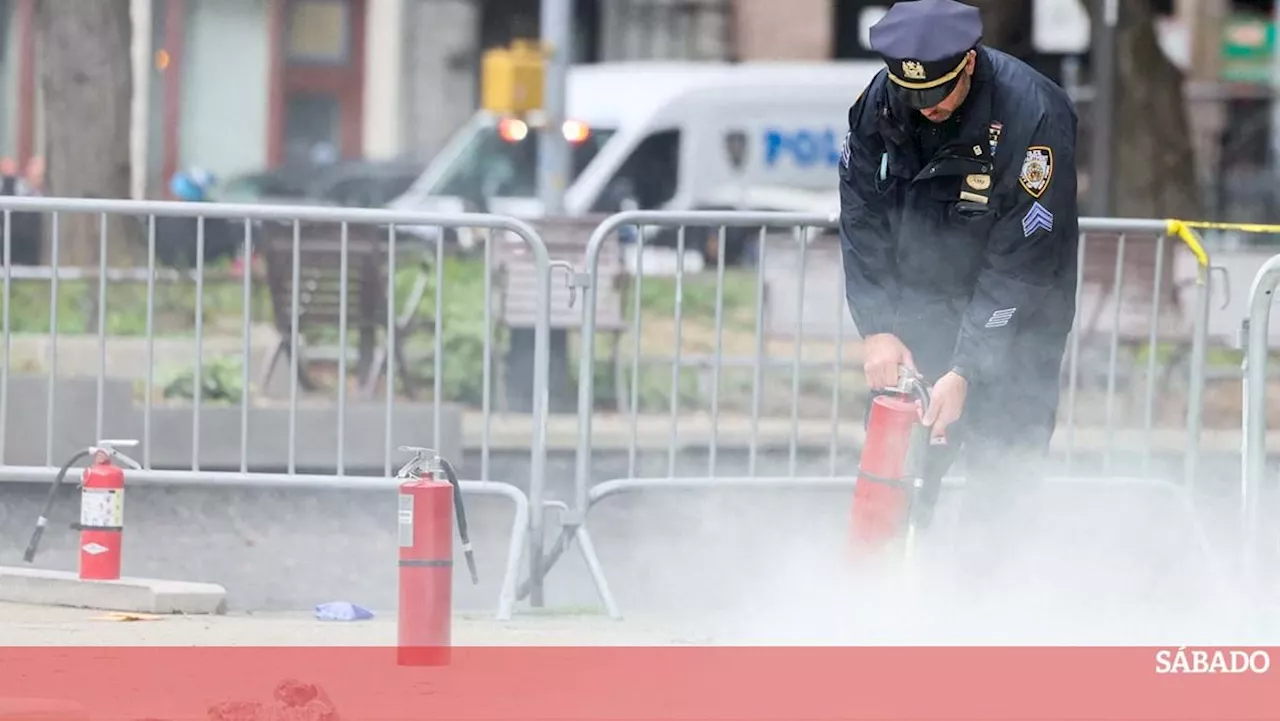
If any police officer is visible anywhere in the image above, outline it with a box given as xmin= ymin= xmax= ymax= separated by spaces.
xmin=838 ymin=0 xmax=1079 ymax=552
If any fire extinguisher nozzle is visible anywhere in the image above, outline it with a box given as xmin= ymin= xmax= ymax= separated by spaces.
xmin=465 ymin=553 xmax=479 ymax=585
xmin=22 ymin=527 xmax=43 ymax=563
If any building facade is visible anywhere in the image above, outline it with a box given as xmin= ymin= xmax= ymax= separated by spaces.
xmin=0 ymin=0 xmax=736 ymax=198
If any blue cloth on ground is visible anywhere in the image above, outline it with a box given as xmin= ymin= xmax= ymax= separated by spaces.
xmin=314 ymin=601 xmax=374 ymax=621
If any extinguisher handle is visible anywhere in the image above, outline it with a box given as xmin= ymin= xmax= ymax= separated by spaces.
xmin=894 ymin=365 xmax=931 ymax=414
xmin=94 ymin=439 xmax=142 ymax=469
xmin=394 ymin=446 xmax=438 ymax=479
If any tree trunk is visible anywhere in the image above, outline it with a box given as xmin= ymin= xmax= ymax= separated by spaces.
xmin=972 ymin=0 xmax=1199 ymax=218
xmin=35 ymin=0 xmax=143 ymax=268
xmin=1085 ymin=0 xmax=1200 ymax=218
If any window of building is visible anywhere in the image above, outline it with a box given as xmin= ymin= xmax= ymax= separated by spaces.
xmin=286 ymin=0 xmax=350 ymax=63
xmin=283 ymin=92 xmax=342 ymax=166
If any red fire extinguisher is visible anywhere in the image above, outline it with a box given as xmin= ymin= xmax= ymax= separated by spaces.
xmin=850 ymin=367 xmax=932 ymax=555
xmin=395 ymin=446 xmax=478 ymax=667
xmin=24 ymin=439 xmax=142 ymax=581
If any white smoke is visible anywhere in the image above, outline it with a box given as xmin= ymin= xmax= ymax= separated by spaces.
xmin=582 ymin=463 xmax=1275 ymax=647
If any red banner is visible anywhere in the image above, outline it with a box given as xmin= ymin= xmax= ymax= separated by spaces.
xmin=0 ymin=646 xmax=1274 ymax=720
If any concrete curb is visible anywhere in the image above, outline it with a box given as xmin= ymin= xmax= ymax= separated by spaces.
xmin=0 ymin=566 xmax=227 ymax=615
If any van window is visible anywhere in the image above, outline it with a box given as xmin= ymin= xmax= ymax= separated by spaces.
xmin=591 ymin=129 xmax=681 ymax=212
xmin=427 ymin=122 xmax=615 ymax=206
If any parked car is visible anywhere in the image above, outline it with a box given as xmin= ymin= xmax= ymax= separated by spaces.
xmin=211 ymin=158 xmax=423 ymax=209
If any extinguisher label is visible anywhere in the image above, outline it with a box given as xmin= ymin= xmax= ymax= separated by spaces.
xmin=398 ymin=494 xmax=414 ymax=547
xmin=81 ymin=488 xmax=124 ymax=528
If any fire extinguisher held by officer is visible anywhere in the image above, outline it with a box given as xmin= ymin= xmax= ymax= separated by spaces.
xmin=839 ymin=0 xmax=1080 ymax=544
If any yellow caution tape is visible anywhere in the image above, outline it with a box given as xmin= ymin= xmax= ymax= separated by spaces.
xmin=1176 ymin=219 xmax=1280 ymax=235
xmin=1165 ymin=220 xmax=1211 ymax=269
xmin=1167 ymin=217 xmax=1280 ymax=269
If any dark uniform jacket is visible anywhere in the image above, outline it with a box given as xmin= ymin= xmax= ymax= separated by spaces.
xmin=838 ymin=45 xmax=1079 ymax=395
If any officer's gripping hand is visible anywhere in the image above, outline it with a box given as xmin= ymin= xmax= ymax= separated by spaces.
xmin=862 ymin=333 xmax=915 ymax=390
xmin=922 ymin=371 xmax=967 ymax=443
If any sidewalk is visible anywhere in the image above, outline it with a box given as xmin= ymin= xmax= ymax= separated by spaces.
xmin=0 ymin=602 xmax=713 ymax=647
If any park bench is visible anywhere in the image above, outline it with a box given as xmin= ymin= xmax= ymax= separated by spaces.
xmin=490 ymin=216 xmax=630 ymax=413
xmin=257 ymin=220 xmax=431 ymax=399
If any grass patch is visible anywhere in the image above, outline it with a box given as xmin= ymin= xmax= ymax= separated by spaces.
xmin=0 ymin=266 xmax=266 ymax=337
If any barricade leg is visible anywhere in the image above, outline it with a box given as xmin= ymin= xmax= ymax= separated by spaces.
xmin=515 ymin=502 xmax=620 ymax=618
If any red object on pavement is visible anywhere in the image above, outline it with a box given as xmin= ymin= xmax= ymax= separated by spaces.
xmin=397 ymin=466 xmax=455 ymax=666
xmin=850 ymin=394 xmax=919 ymax=549
xmin=78 ymin=450 xmax=126 ymax=581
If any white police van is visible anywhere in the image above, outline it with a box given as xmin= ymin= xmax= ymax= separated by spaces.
xmin=388 ymin=60 xmax=884 ymax=265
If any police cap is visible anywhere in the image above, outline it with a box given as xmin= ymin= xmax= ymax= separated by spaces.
xmin=868 ymin=0 xmax=983 ymax=110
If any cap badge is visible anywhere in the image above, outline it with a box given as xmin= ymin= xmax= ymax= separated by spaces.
xmin=901 ymin=60 xmax=927 ymax=81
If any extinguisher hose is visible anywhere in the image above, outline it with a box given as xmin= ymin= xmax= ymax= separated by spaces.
xmin=23 ymin=448 xmax=93 ymax=563
xmin=437 ymin=457 xmax=479 ymax=585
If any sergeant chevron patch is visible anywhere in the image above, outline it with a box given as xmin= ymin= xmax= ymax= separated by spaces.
xmin=1022 ymin=201 xmax=1054 ymax=237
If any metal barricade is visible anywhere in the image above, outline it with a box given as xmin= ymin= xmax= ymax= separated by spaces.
xmin=1241 ymin=252 xmax=1280 ymax=602
xmin=0 ymin=196 xmax=559 ymax=620
xmin=529 ymin=210 xmax=1223 ymax=619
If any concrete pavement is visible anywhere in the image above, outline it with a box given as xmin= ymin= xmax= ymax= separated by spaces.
xmin=0 ymin=601 xmax=714 ymax=646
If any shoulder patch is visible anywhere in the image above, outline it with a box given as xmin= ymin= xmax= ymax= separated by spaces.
xmin=839 ymin=131 xmax=851 ymax=168
xmin=1019 ymin=146 xmax=1053 ymax=198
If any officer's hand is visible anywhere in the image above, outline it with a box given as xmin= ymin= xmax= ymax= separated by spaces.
xmin=922 ymin=371 xmax=967 ymax=443
xmin=862 ymin=333 xmax=915 ymax=390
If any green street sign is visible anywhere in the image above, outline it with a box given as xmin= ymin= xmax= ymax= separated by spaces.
xmin=1222 ymin=13 xmax=1276 ymax=84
